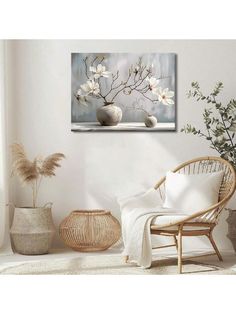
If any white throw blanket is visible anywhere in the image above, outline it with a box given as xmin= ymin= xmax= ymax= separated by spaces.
xmin=119 ymin=188 xmax=182 ymax=268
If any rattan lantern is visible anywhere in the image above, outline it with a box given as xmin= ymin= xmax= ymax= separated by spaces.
xmin=59 ymin=210 xmax=121 ymax=252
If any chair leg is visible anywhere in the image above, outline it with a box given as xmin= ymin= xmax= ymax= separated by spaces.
xmin=124 ymin=255 xmax=129 ymax=263
xmin=173 ymin=236 xmax=178 ymax=250
xmin=207 ymin=232 xmax=223 ymax=262
xmin=177 ymin=228 xmax=183 ymax=274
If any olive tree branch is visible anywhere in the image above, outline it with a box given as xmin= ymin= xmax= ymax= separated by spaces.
xmin=216 ymin=103 xmax=234 ymax=148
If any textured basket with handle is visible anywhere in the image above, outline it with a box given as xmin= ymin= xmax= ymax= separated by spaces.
xmin=10 ymin=202 xmax=55 ymax=255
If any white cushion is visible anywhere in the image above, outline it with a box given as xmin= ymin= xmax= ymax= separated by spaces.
xmin=118 ymin=188 xmax=162 ymax=212
xmin=151 ymin=214 xmax=210 ymax=229
xmin=163 ymin=170 xmax=224 ymax=215
xmin=152 ymin=214 xmax=188 ymax=226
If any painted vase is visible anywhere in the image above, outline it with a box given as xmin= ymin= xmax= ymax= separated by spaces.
xmin=10 ymin=203 xmax=55 ymax=255
xmin=96 ymin=102 xmax=122 ymax=126
xmin=144 ymin=114 xmax=157 ymax=128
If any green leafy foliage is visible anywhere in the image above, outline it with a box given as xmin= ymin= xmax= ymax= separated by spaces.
xmin=182 ymin=82 xmax=236 ymax=169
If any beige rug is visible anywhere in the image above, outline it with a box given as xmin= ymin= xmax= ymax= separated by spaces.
xmin=0 ymin=255 xmax=235 ymax=275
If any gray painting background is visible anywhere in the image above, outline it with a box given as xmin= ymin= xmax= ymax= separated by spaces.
xmin=71 ymin=53 xmax=176 ymax=123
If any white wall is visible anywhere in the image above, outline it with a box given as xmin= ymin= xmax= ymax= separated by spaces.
xmin=0 ymin=40 xmax=12 ymax=254
xmin=6 ymin=40 xmax=236 ymax=250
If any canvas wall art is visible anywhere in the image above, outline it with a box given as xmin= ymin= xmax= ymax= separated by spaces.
xmin=71 ymin=53 xmax=176 ymax=131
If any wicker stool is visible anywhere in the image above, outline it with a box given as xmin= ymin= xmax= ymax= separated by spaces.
xmin=59 ymin=210 xmax=121 ymax=252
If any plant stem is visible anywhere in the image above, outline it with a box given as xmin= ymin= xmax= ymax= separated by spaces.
xmin=91 ymin=56 xmax=99 ymax=66
xmin=110 ymin=69 xmax=133 ymax=101
xmin=205 ymin=123 xmax=222 ymax=154
xmin=136 ymin=90 xmax=159 ymax=103
xmin=98 ymin=93 xmax=107 ymax=102
xmin=34 ymin=176 xmax=43 ymax=208
xmin=110 ymin=67 xmax=150 ymax=102
xmin=211 ymin=95 xmax=234 ymax=147
xmin=32 ymin=181 xmax=36 ymax=208
xmin=219 ymin=110 xmax=234 ymax=147
xmin=104 ymin=71 xmax=121 ymax=98
xmin=83 ymin=57 xmax=90 ymax=79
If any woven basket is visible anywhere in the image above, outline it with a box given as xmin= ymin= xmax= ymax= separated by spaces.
xmin=10 ymin=204 xmax=55 ymax=255
xmin=59 ymin=210 xmax=121 ymax=252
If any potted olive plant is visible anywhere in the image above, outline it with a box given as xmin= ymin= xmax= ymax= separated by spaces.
xmin=181 ymin=81 xmax=236 ymax=251
xmin=181 ymin=82 xmax=236 ymax=167
xmin=10 ymin=143 xmax=65 ymax=255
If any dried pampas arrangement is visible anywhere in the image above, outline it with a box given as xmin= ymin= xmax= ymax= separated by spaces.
xmin=11 ymin=143 xmax=65 ymax=208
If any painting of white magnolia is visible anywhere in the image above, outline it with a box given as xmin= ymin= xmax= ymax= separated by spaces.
xmin=71 ymin=53 xmax=176 ymax=131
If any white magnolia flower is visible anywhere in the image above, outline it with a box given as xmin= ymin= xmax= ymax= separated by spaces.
xmin=146 ymin=76 xmax=160 ymax=92
xmin=157 ymin=87 xmax=174 ymax=105
xmin=89 ymin=64 xmax=110 ymax=79
xmin=76 ymin=89 xmax=87 ymax=106
xmin=76 ymin=89 xmax=82 ymax=97
xmin=80 ymin=80 xmax=100 ymax=95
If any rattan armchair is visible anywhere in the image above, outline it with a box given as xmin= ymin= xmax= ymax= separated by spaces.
xmin=150 ymin=156 xmax=236 ymax=274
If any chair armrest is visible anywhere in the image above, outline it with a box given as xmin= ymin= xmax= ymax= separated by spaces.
xmin=151 ymin=198 xmax=229 ymax=229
